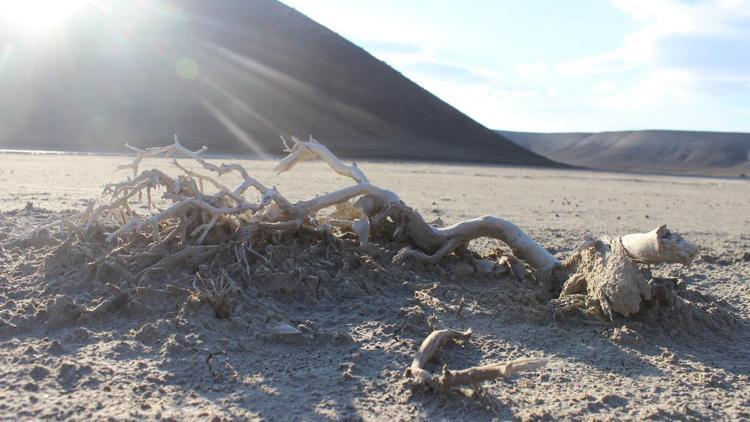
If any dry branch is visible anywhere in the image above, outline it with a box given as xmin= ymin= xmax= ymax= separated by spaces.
xmin=275 ymin=136 xmax=369 ymax=184
xmin=407 ymin=328 xmax=547 ymax=390
xmin=245 ymin=136 xmax=555 ymax=280
xmin=118 ymin=138 xmax=208 ymax=177
xmin=439 ymin=358 xmax=548 ymax=386
xmin=409 ymin=329 xmax=473 ymax=385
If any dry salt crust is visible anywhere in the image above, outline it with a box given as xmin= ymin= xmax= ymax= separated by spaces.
xmin=1 ymin=152 xmax=749 ymax=420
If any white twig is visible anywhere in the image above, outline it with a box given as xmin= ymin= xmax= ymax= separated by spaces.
xmin=409 ymin=329 xmax=472 ymax=385
xmin=275 ymin=136 xmax=370 ymax=184
xmin=107 ymin=198 xmax=255 ymax=242
xmin=438 ymin=216 xmax=559 ymax=276
xmin=118 ymin=135 xmax=208 ymax=177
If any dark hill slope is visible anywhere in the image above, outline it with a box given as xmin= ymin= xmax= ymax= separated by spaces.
xmin=0 ymin=0 xmax=554 ymax=166
xmin=498 ymin=130 xmax=750 ymax=176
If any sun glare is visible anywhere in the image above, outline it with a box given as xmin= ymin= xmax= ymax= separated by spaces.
xmin=0 ymin=0 xmax=89 ymax=31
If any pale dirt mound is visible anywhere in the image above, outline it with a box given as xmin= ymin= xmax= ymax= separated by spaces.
xmin=2 ymin=205 xmax=749 ymax=420
xmin=0 ymin=206 xmax=550 ymax=419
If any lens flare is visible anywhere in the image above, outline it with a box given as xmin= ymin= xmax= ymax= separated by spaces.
xmin=175 ymin=57 xmax=200 ymax=80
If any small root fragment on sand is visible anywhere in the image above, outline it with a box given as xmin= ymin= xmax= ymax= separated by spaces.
xmin=406 ymin=328 xmax=547 ymax=391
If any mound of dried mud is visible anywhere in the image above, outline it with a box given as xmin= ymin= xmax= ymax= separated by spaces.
xmin=1 ymin=206 xmax=749 ymax=420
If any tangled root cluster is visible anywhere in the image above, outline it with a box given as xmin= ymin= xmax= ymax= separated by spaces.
xmin=3 ymin=137 xmax=564 ymax=323
xmin=3 ymin=137 xmax=713 ymax=330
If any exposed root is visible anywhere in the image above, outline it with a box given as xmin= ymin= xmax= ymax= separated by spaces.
xmin=86 ymin=283 xmax=129 ymax=318
xmin=408 ymin=329 xmax=473 ymax=385
xmin=48 ymin=135 xmax=559 ymax=285
xmin=407 ymin=328 xmax=547 ymax=390
xmin=276 ymin=136 xmax=369 ymax=184
xmin=439 ymin=358 xmax=548 ymax=386
xmin=190 ymin=270 xmax=239 ymax=319
xmin=136 ymin=245 xmax=221 ymax=281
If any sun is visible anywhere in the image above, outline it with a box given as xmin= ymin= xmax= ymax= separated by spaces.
xmin=0 ymin=0 xmax=89 ymax=31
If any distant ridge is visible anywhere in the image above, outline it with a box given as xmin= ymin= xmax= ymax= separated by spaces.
xmin=498 ymin=130 xmax=750 ymax=177
xmin=0 ymin=0 xmax=556 ymax=167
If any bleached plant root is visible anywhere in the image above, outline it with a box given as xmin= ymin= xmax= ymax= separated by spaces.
xmin=0 ymin=134 xmax=573 ymax=327
xmin=408 ymin=329 xmax=473 ymax=385
xmin=406 ymin=328 xmax=547 ymax=391
xmin=390 ymin=216 xmax=560 ymax=281
xmin=190 ymin=269 xmax=239 ymax=319
xmin=439 ymin=358 xmax=548 ymax=386
xmin=63 ymin=135 xmax=559 ymax=285
xmin=556 ymin=226 xmax=698 ymax=320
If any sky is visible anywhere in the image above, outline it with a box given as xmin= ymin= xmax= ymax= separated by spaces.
xmin=280 ymin=0 xmax=750 ymax=133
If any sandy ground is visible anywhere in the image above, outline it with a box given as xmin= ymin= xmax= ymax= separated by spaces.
xmin=0 ymin=152 xmax=749 ymax=420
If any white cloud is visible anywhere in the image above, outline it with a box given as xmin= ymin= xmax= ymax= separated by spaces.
xmin=558 ymin=0 xmax=696 ymax=75
xmin=358 ymin=40 xmax=422 ymax=56
xmin=556 ymin=49 xmax=634 ymax=76
xmin=609 ymin=0 xmax=693 ymax=23
xmin=595 ymin=69 xmax=696 ymax=108
xmin=514 ymin=62 xmax=550 ymax=77
xmin=591 ymin=81 xmax=619 ymax=94
xmin=559 ymin=0 xmax=750 ymax=110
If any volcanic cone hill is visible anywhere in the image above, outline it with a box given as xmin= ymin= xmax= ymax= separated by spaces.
xmin=0 ymin=0 xmax=554 ymax=166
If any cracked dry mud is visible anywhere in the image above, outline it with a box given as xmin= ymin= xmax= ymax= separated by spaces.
xmin=1 ymin=152 xmax=749 ymax=420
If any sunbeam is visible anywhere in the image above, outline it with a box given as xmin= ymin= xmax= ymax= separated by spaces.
xmin=197 ymin=97 xmax=269 ymax=159
xmin=201 ymin=76 xmax=284 ymax=137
